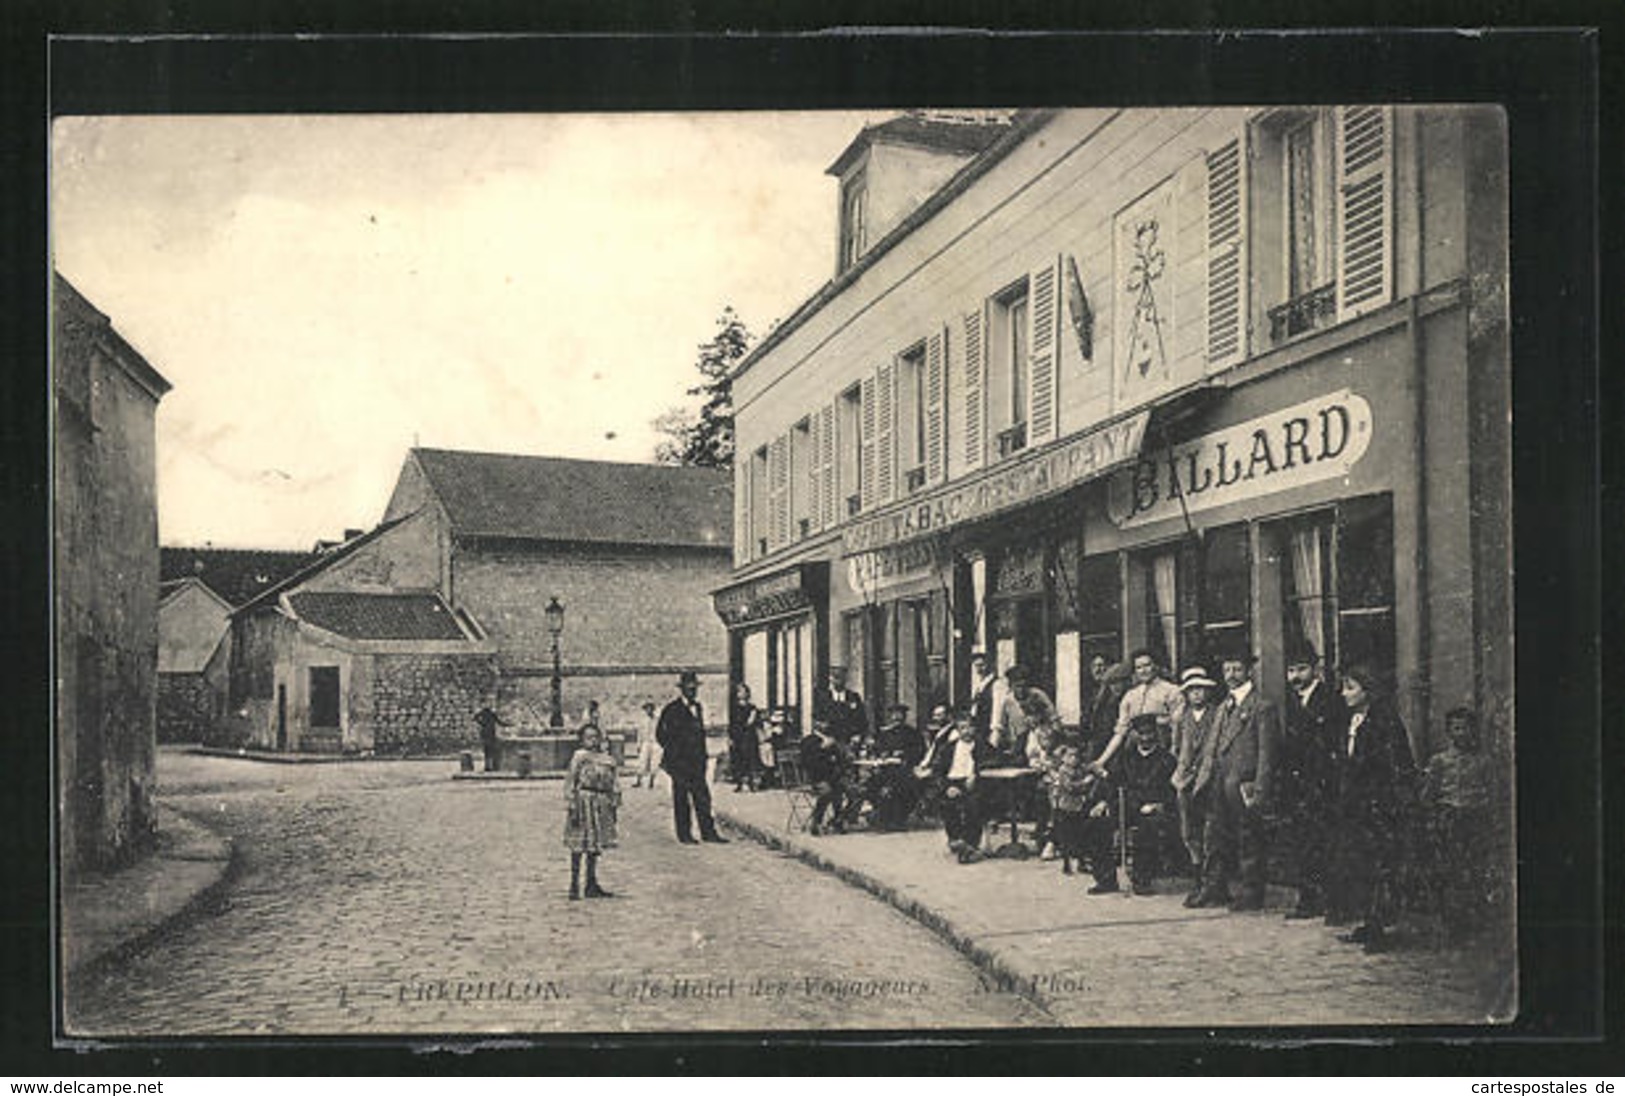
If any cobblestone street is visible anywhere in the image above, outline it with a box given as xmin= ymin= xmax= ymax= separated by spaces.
xmin=64 ymin=753 xmax=1045 ymax=1036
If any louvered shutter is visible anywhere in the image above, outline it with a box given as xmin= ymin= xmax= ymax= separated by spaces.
xmin=768 ymin=434 xmax=789 ymax=548
xmin=819 ymin=402 xmax=836 ymax=527
xmin=859 ymin=375 xmax=877 ymax=511
xmin=804 ymin=415 xmax=821 ymax=535
xmin=962 ymin=308 xmax=985 ymax=471
xmin=1026 ymin=255 xmax=1063 ymax=446
xmin=735 ymin=461 xmax=752 ymax=562
xmin=1206 ymin=132 xmax=1249 ymax=370
xmin=875 ymin=359 xmax=896 ymax=503
xmin=925 ymin=325 xmax=947 ymax=484
xmin=1336 ymin=105 xmax=1393 ymax=322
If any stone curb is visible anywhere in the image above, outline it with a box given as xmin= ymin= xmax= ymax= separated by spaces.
xmin=188 ymin=746 xmax=462 ymax=764
xmin=713 ymin=807 xmax=1062 ymax=1025
xmin=65 ymin=807 xmax=239 ymax=987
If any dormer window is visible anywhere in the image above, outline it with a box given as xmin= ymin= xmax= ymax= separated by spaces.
xmin=838 ymin=171 xmax=869 ymax=274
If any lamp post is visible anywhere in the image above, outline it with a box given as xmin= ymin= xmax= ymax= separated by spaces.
xmin=545 ymin=596 xmax=565 ymax=729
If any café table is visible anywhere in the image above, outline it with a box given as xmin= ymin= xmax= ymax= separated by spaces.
xmin=978 ymin=766 xmax=1041 ymax=857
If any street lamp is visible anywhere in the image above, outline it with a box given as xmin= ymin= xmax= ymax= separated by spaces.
xmin=545 ymin=596 xmax=565 ymax=729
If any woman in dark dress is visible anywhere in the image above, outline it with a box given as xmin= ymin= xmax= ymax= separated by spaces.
xmin=728 ymin=682 xmax=762 ymax=792
xmin=1330 ymin=664 xmax=1418 ymax=952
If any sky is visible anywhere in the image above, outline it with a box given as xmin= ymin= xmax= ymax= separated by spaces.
xmin=51 ymin=111 xmax=881 ymax=549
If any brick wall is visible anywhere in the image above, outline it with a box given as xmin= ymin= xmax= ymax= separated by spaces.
xmin=369 ymin=652 xmax=500 ymax=756
xmin=455 ymin=543 xmax=730 ymax=674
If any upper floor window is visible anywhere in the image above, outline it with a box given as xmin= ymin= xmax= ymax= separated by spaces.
xmin=838 ymin=384 xmax=862 ymax=516
xmin=790 ymin=417 xmax=813 ymax=538
xmin=750 ymin=445 xmax=770 ymax=558
xmin=988 ymin=281 xmax=1029 ymax=457
xmin=1254 ymin=108 xmax=1338 ymax=344
xmin=839 ymin=173 xmax=869 ymax=274
xmin=897 ymin=342 xmax=928 ymax=490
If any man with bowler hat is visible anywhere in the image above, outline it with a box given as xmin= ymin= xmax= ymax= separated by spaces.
xmin=1197 ymin=646 xmax=1281 ymax=911
xmin=657 ymin=671 xmax=729 ymax=845
xmin=1281 ymin=641 xmax=1345 ymax=920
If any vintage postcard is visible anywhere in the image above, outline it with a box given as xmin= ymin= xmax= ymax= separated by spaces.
xmin=49 ymin=37 xmax=1535 ymax=1043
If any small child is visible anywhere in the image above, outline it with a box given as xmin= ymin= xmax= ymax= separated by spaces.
xmin=1421 ymin=706 xmax=1496 ymax=937
xmin=1045 ymin=729 xmax=1096 ymax=876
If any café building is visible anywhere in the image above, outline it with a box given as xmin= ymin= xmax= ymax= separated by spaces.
xmin=718 ymin=106 xmax=1510 ymax=756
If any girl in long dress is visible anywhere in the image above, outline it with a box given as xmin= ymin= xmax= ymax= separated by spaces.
xmin=563 ymin=723 xmax=621 ymax=899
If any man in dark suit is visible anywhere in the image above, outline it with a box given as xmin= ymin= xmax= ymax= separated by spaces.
xmin=656 ymin=671 xmax=729 ymax=845
xmin=813 ymin=665 xmax=871 ymax=747
xmin=1280 ymin=642 xmax=1346 ymax=920
xmin=926 ymin=706 xmax=994 ymax=863
xmin=1195 ymin=648 xmax=1282 ymax=911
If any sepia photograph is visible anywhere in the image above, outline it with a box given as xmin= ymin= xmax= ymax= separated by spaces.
xmin=48 ymin=55 xmax=1531 ymax=1042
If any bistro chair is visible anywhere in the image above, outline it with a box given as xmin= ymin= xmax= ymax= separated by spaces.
xmin=774 ymin=746 xmax=818 ymax=833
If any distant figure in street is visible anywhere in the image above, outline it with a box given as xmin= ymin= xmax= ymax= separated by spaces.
xmin=814 ymin=665 xmax=871 ymax=746
xmin=802 ymin=719 xmax=854 ymax=836
xmin=927 ymin=706 xmax=993 ymax=864
xmin=1084 ymin=653 xmax=1129 ymax=760
xmin=1195 ymin=648 xmax=1281 ymax=912
xmin=656 ymin=671 xmax=729 ymax=845
xmin=728 ymin=682 xmax=763 ymax=792
xmin=1172 ymin=665 xmax=1223 ymax=904
xmin=1083 ymin=714 xmax=1179 ymax=896
xmin=1092 ymin=648 xmax=1182 ymax=773
xmin=1006 ymin=664 xmax=1057 ymax=856
xmin=1330 ymin=664 xmax=1417 ymax=953
xmin=579 ymin=699 xmax=601 ymax=733
xmin=633 ymin=701 xmax=661 ymax=789
xmin=968 ymin=651 xmax=998 ymax=743
xmin=473 ymin=705 xmax=508 ymax=773
xmin=563 ymin=722 xmax=621 ymax=899
xmin=1280 ymin=643 xmax=1346 ymax=921
xmin=1420 ymin=706 xmax=1496 ymax=939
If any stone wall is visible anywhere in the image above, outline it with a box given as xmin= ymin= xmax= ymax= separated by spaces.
xmin=157 ymin=672 xmax=218 ymax=743
xmin=369 ymin=652 xmax=500 ymax=755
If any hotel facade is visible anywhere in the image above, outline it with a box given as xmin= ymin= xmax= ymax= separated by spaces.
xmin=715 ymin=107 xmax=1510 ymax=764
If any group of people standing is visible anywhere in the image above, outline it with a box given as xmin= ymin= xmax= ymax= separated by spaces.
xmin=542 ymin=648 xmax=1494 ymax=942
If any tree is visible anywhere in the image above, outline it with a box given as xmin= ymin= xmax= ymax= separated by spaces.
xmin=653 ymin=307 xmax=752 ymax=469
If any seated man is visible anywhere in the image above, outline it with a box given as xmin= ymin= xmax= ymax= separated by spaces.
xmin=863 ymin=702 xmax=927 ymax=829
xmin=926 ymin=706 xmax=993 ymax=863
xmin=1082 ymin=714 xmax=1180 ymax=895
xmin=801 ymin=719 xmax=853 ymax=836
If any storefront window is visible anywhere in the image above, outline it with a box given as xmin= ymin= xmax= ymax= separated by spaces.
xmin=1078 ymin=552 xmax=1122 ymax=668
xmin=1136 ymin=525 xmax=1249 ymax=673
xmin=1335 ymin=494 xmax=1396 ymax=677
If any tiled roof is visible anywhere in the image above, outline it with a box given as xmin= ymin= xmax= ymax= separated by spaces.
xmin=287 ymin=591 xmax=469 ymax=641
xmin=411 ymin=448 xmax=731 ymax=549
xmin=161 ymin=546 xmax=321 ymax=607
xmin=231 ymin=513 xmax=418 ymax=617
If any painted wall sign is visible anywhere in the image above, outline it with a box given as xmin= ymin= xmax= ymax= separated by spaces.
xmin=846 ymin=538 xmax=941 ymax=598
xmin=1106 ymin=389 xmax=1374 ymax=529
xmin=842 ymin=411 xmax=1150 ymax=554
xmin=713 ymin=567 xmax=812 ymax=628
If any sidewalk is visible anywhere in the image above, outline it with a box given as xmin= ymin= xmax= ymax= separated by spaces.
xmin=712 ymin=786 xmax=1510 ymax=1027
xmin=61 ymin=803 xmax=235 ymax=983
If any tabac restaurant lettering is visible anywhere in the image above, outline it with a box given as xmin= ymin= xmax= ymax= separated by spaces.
xmin=847 ymin=538 xmax=941 ymax=597
xmin=714 ymin=568 xmax=813 ymax=628
xmin=842 ymin=411 xmax=1150 ymax=554
xmin=1107 ymin=390 xmax=1374 ymax=529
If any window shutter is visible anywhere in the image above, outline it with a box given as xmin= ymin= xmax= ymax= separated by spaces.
xmin=819 ymin=402 xmax=836 ymax=527
xmin=875 ymin=359 xmax=896 ymax=504
xmin=805 ymin=415 xmax=821 ymax=535
xmin=1336 ymin=105 xmax=1394 ymax=322
xmin=963 ymin=308 xmax=985 ymax=471
xmin=735 ymin=461 xmax=752 ymax=562
xmin=925 ymin=325 xmax=947 ymax=484
xmin=860 ymin=374 xmax=877 ymax=510
xmin=769 ymin=434 xmax=789 ymax=548
xmin=1026 ymin=255 xmax=1063 ymax=446
xmin=1206 ymin=132 xmax=1249 ymax=369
